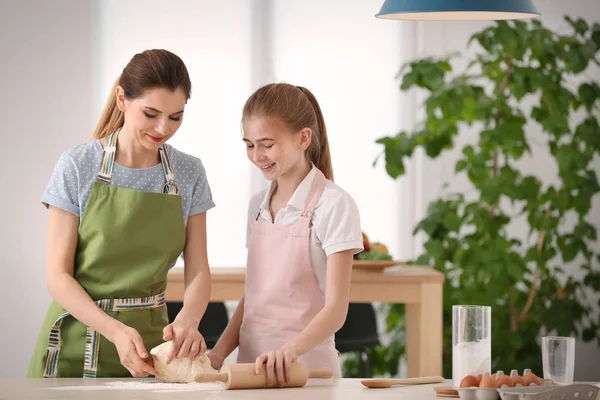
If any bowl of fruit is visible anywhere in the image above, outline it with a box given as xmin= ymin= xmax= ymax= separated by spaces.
xmin=353 ymin=232 xmax=404 ymax=270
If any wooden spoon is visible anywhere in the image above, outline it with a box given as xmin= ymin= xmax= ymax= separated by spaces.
xmin=361 ymin=375 xmax=445 ymax=388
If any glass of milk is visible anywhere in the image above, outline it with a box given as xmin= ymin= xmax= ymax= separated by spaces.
xmin=452 ymin=305 xmax=492 ymax=388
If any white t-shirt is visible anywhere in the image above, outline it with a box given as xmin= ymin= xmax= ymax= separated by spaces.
xmin=246 ymin=165 xmax=363 ymax=293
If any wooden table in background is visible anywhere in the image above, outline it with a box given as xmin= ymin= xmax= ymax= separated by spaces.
xmin=167 ymin=266 xmax=444 ymax=378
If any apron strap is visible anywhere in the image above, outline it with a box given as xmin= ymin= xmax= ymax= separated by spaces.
xmin=254 ymin=170 xmax=327 ymax=225
xmin=97 ymin=129 xmax=119 ymax=184
xmin=159 ymin=146 xmax=179 ymax=195
xmin=96 ymin=128 xmax=179 ymax=195
xmin=297 ymin=169 xmax=326 ymax=229
xmin=43 ymin=293 xmax=166 ymax=378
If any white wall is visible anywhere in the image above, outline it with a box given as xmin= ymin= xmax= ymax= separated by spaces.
xmin=411 ymin=0 xmax=600 ymax=381
xmin=0 ymin=0 xmax=95 ymax=378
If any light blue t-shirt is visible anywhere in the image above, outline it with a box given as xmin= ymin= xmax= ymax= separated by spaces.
xmin=42 ymin=140 xmax=215 ymax=223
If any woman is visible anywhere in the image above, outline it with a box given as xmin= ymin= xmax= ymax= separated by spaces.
xmin=28 ymin=49 xmax=213 ymax=378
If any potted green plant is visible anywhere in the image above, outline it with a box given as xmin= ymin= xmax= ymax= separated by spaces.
xmin=344 ymin=17 xmax=600 ymax=378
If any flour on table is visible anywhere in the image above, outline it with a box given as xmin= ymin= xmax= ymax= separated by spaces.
xmin=150 ymin=341 xmax=216 ymax=383
xmin=47 ymin=381 xmax=222 ymax=392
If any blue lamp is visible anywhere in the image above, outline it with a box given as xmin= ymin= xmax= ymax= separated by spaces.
xmin=376 ymin=0 xmax=540 ymax=20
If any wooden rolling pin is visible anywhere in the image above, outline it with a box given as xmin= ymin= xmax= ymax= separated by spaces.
xmin=194 ymin=362 xmax=333 ymax=390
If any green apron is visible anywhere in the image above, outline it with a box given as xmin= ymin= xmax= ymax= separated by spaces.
xmin=28 ymin=129 xmax=185 ymax=377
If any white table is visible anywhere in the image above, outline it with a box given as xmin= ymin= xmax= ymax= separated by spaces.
xmin=0 ymin=378 xmax=450 ymax=400
xmin=3 ymin=378 xmax=599 ymax=399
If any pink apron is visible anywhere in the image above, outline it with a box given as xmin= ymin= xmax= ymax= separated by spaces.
xmin=238 ymin=169 xmax=341 ymax=378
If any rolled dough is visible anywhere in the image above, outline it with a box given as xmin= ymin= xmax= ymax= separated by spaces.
xmin=150 ymin=341 xmax=216 ymax=383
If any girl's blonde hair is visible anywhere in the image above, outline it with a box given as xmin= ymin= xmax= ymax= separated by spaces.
xmin=242 ymin=83 xmax=333 ymax=181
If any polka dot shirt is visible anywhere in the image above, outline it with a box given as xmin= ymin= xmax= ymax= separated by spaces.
xmin=42 ymin=140 xmax=215 ymax=224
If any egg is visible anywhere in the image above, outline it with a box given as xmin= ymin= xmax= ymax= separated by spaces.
xmin=523 ymin=372 xmax=542 ymax=386
xmin=511 ymin=375 xmax=526 ymax=386
xmin=480 ymin=375 xmax=499 ymax=388
xmin=460 ymin=375 xmax=479 ymax=388
xmin=522 ymin=374 xmax=535 ymax=386
xmin=496 ymin=375 xmax=514 ymax=388
xmin=475 ymin=374 xmax=483 ymax=385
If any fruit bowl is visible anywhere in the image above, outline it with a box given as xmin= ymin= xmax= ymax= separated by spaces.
xmin=353 ymin=231 xmax=403 ymax=270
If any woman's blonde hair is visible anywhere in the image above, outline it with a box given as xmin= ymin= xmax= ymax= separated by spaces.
xmin=242 ymin=83 xmax=333 ymax=181
xmin=93 ymin=49 xmax=192 ymax=139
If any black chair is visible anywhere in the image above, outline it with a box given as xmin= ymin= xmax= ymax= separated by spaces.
xmin=166 ymin=302 xmax=229 ymax=349
xmin=335 ymin=303 xmax=380 ymax=377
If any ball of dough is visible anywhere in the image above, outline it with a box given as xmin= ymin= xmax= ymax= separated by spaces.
xmin=150 ymin=341 xmax=216 ymax=383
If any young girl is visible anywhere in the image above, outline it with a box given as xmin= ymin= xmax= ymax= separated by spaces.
xmin=209 ymin=83 xmax=363 ymax=384
xmin=28 ymin=49 xmax=214 ymax=378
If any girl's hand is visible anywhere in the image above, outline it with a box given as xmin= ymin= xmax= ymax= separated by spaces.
xmin=207 ymin=350 xmax=225 ymax=370
xmin=162 ymin=320 xmax=207 ymax=364
xmin=111 ymin=324 xmax=158 ymax=377
xmin=254 ymin=345 xmax=299 ymax=387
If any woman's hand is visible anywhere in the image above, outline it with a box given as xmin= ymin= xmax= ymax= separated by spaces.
xmin=110 ymin=323 xmax=158 ymax=377
xmin=254 ymin=345 xmax=299 ymax=387
xmin=162 ymin=319 xmax=207 ymax=364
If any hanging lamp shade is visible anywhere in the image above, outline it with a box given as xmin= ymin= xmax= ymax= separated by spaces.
xmin=375 ymin=0 xmax=540 ymax=20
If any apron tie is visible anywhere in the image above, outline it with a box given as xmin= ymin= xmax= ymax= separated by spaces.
xmin=44 ymin=293 xmax=166 ymax=378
